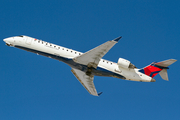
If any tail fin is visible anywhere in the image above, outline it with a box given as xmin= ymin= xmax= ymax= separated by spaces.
xmin=139 ymin=59 xmax=177 ymax=80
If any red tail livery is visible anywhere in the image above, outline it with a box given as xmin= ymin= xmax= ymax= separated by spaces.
xmin=139 ymin=59 xmax=177 ymax=80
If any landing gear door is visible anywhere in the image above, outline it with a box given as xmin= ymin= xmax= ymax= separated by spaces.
xmin=26 ymin=38 xmax=32 ymax=45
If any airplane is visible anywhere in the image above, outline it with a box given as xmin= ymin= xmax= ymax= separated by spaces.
xmin=3 ymin=35 xmax=177 ymax=96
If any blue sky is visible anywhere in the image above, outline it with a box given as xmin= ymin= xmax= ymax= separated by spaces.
xmin=0 ymin=0 xmax=180 ymax=119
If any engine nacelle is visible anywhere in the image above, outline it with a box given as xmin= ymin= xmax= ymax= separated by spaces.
xmin=117 ymin=58 xmax=136 ymax=69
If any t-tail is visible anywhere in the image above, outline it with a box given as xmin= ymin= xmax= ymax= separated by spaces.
xmin=139 ymin=59 xmax=177 ymax=81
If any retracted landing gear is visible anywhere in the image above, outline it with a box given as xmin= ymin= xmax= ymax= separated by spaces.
xmin=86 ymin=67 xmax=93 ymax=76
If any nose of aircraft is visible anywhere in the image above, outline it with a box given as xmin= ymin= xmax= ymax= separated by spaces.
xmin=3 ymin=37 xmax=14 ymax=46
xmin=3 ymin=37 xmax=12 ymax=42
xmin=3 ymin=38 xmax=8 ymax=42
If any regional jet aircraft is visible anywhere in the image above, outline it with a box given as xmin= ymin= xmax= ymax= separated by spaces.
xmin=3 ymin=36 xmax=177 ymax=96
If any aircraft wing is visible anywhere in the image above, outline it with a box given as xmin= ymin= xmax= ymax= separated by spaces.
xmin=73 ymin=36 xmax=122 ymax=68
xmin=71 ymin=68 xmax=98 ymax=96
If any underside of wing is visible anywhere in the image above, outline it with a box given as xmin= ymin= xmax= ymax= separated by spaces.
xmin=71 ymin=68 xmax=98 ymax=96
xmin=73 ymin=36 xmax=122 ymax=68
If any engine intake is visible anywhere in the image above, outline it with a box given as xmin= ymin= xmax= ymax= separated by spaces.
xmin=117 ymin=58 xmax=136 ymax=69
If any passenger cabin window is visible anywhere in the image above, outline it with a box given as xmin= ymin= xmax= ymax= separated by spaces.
xmin=19 ymin=35 xmax=23 ymax=37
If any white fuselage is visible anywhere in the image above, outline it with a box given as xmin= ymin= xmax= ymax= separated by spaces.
xmin=3 ymin=36 xmax=153 ymax=82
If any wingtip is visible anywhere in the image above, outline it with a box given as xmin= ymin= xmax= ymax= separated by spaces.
xmin=98 ymin=92 xmax=103 ymax=96
xmin=113 ymin=36 xmax=122 ymax=42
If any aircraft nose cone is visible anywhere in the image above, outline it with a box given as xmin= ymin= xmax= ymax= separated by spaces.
xmin=3 ymin=37 xmax=14 ymax=46
xmin=3 ymin=38 xmax=8 ymax=42
xmin=151 ymin=78 xmax=156 ymax=82
xmin=3 ymin=37 xmax=12 ymax=43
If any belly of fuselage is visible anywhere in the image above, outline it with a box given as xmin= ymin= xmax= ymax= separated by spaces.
xmin=15 ymin=45 xmax=125 ymax=80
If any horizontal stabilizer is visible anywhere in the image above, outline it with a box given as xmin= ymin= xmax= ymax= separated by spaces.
xmin=155 ymin=59 xmax=177 ymax=67
xmin=155 ymin=59 xmax=177 ymax=80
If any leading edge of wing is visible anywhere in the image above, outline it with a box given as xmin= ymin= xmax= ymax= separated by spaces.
xmin=71 ymin=68 xmax=99 ymax=96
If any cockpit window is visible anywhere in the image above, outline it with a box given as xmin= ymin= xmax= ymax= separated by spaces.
xmin=19 ymin=35 xmax=23 ymax=37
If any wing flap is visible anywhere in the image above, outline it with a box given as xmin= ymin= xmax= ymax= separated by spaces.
xmin=71 ymin=68 xmax=98 ymax=96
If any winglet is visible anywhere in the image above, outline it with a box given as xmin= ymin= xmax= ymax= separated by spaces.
xmin=113 ymin=36 xmax=122 ymax=42
xmin=98 ymin=92 xmax=103 ymax=96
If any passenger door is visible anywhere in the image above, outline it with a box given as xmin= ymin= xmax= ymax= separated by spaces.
xmin=25 ymin=38 xmax=32 ymax=45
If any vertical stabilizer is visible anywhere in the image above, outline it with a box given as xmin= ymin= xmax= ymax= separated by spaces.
xmin=139 ymin=59 xmax=177 ymax=80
